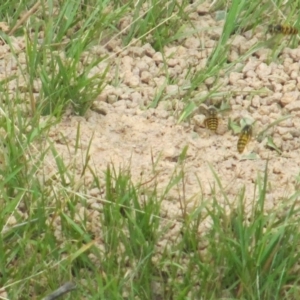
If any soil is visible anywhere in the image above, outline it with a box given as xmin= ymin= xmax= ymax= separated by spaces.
xmin=46 ymin=4 xmax=300 ymax=216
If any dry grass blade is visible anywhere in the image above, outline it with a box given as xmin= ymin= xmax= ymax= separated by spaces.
xmin=42 ymin=282 xmax=76 ymax=300
xmin=8 ymin=1 xmax=41 ymax=35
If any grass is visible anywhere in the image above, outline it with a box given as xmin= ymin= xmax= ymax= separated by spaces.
xmin=0 ymin=0 xmax=300 ymax=299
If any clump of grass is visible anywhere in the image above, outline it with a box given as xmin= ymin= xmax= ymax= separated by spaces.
xmin=97 ymin=164 xmax=162 ymax=299
xmin=22 ymin=0 xmax=112 ymax=117
xmin=201 ymin=163 xmax=300 ymax=299
xmin=2 ymin=1 xmax=131 ymax=118
xmin=122 ymin=0 xmax=190 ymax=50
xmin=1 ymin=131 xmax=300 ymax=299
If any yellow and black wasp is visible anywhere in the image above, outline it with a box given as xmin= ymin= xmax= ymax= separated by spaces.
xmin=237 ymin=124 xmax=252 ymax=154
xmin=204 ymin=106 xmax=219 ymax=132
xmin=268 ymin=24 xmax=298 ymax=35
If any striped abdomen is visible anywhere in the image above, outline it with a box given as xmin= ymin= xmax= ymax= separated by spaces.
xmin=237 ymin=125 xmax=252 ymax=153
xmin=268 ymin=24 xmax=298 ymax=35
xmin=204 ymin=108 xmax=218 ymax=132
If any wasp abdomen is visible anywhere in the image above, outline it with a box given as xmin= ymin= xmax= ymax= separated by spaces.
xmin=237 ymin=125 xmax=252 ymax=153
xmin=204 ymin=107 xmax=218 ymax=132
xmin=268 ymin=24 xmax=298 ymax=35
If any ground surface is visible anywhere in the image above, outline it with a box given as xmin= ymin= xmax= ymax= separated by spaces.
xmin=2 ymin=0 xmax=300 ymax=259
xmin=44 ymin=2 xmax=300 ymax=223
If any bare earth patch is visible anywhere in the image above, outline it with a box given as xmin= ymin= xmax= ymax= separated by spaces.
xmin=40 ymin=4 xmax=300 ymax=226
xmin=1 ymin=3 xmax=299 ymax=230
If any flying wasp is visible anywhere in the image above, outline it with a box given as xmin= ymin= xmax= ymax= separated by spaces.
xmin=204 ymin=106 xmax=219 ymax=132
xmin=268 ymin=24 xmax=298 ymax=35
xmin=237 ymin=124 xmax=252 ymax=154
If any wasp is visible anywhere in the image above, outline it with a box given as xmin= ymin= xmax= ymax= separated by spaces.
xmin=237 ymin=124 xmax=252 ymax=153
xmin=268 ymin=24 xmax=298 ymax=35
xmin=204 ymin=106 xmax=218 ymax=132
